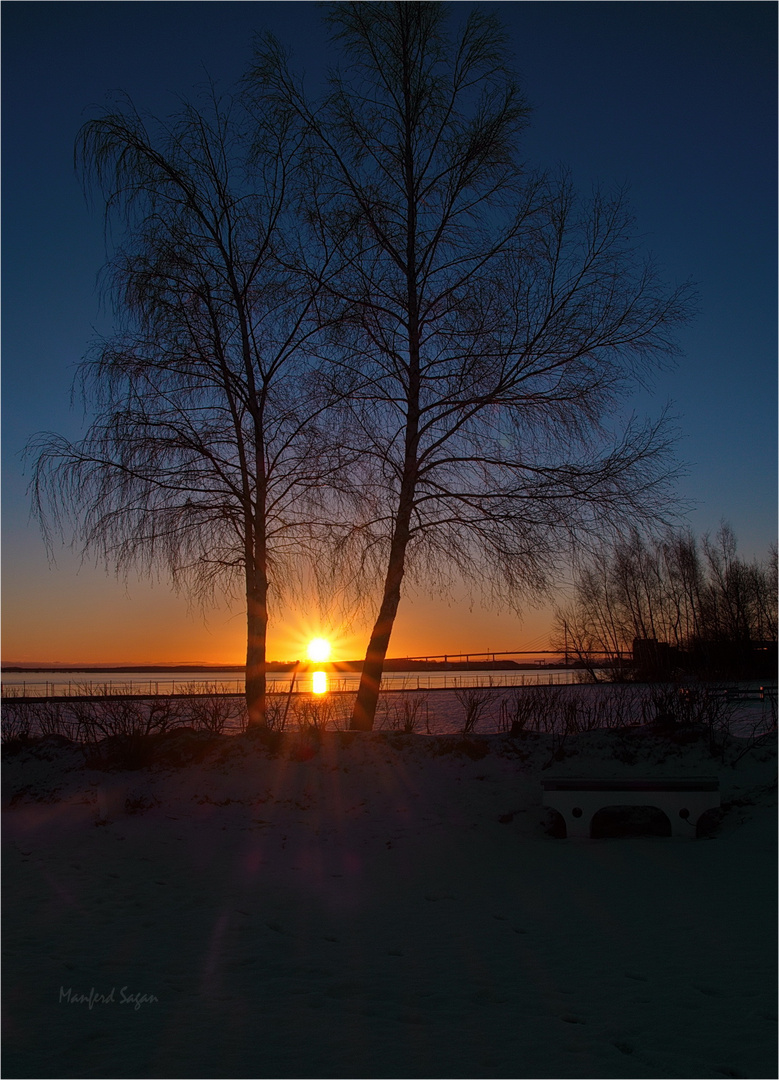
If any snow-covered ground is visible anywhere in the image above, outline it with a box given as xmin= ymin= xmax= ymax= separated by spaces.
xmin=3 ymin=715 xmax=777 ymax=1079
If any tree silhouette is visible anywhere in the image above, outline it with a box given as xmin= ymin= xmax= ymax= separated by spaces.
xmin=555 ymin=524 xmax=777 ymax=678
xmin=28 ymin=88 xmax=344 ymax=726
xmin=257 ymin=2 xmax=696 ymax=729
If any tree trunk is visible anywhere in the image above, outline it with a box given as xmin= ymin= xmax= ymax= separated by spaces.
xmin=351 ymin=299 xmax=419 ymax=731
xmin=246 ymin=516 xmax=267 ymax=730
xmin=351 ymin=533 xmax=409 ymax=731
xmin=351 ymin=463 xmax=417 ymax=730
xmin=245 ymin=576 xmax=268 ymax=727
xmin=245 ymin=413 xmax=268 ymax=727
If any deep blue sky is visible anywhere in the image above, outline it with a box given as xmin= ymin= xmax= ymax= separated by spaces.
xmin=2 ymin=1 xmax=776 ymax=663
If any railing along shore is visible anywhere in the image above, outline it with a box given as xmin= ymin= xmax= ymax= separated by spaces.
xmin=1 ymin=669 xmax=590 ymax=701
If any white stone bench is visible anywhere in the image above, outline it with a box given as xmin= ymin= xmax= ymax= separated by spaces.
xmin=541 ymin=777 xmax=720 ymax=839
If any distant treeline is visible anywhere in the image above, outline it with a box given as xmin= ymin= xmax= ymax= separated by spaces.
xmin=2 ymin=659 xmax=549 ymax=676
xmin=556 ymin=524 xmax=777 ymax=680
xmin=1 ymin=665 xmax=247 ymax=675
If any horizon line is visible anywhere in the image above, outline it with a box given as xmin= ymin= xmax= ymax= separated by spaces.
xmin=2 ymin=648 xmax=562 ymax=671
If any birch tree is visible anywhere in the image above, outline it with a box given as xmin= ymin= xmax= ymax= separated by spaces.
xmin=257 ymin=0 xmax=695 ymax=728
xmin=28 ymin=88 xmax=343 ymax=726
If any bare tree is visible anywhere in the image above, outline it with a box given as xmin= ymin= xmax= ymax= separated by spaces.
xmin=256 ymin=1 xmax=695 ymax=729
xmin=558 ymin=528 xmax=704 ymax=675
xmin=701 ymin=523 xmax=755 ymax=646
xmin=27 ymin=88 xmax=343 ymax=726
xmin=556 ymin=523 xmax=777 ymax=678
xmin=659 ymin=528 xmax=705 ymax=648
xmin=750 ymin=543 xmax=778 ymax=645
xmin=554 ymin=553 xmax=630 ymax=681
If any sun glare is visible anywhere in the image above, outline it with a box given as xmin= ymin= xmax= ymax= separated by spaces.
xmin=307 ymin=637 xmax=331 ymax=663
xmin=312 ymin=671 xmax=328 ymax=695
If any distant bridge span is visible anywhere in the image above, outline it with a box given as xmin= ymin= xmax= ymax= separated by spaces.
xmin=395 ymin=648 xmax=621 ymax=662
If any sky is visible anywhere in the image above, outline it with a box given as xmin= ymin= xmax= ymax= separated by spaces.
xmin=2 ymin=1 xmax=776 ymax=666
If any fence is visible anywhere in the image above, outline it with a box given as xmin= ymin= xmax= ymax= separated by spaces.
xmin=1 ymin=668 xmax=586 ymax=700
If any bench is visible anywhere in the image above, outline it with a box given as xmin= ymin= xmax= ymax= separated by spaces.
xmin=541 ymin=777 xmax=720 ymax=839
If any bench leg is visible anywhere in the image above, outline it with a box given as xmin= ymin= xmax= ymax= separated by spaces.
xmin=565 ymin=813 xmax=593 ymax=840
xmin=671 ymin=811 xmax=700 ymax=838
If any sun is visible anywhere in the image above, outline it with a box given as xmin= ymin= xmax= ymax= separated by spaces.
xmin=306 ymin=637 xmax=331 ymax=663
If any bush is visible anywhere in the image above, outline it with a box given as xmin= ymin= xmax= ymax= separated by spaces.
xmin=1 ymin=701 xmax=34 ymax=744
xmin=454 ymin=687 xmax=492 ymax=734
xmin=291 ymin=694 xmax=335 ymax=731
xmin=185 ymin=690 xmax=243 ymax=734
xmin=1 ymin=700 xmax=79 ymax=742
xmin=70 ymin=696 xmax=182 ymax=744
xmin=379 ymin=693 xmax=430 ymax=733
xmin=264 ymin=692 xmax=289 ymax=731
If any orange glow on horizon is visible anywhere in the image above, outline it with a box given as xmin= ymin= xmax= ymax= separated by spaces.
xmin=2 ymin=553 xmax=557 ymax=665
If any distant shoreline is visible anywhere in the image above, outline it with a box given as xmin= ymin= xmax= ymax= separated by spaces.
xmin=2 ymin=658 xmax=571 ymax=674
xmin=2 ymin=664 xmax=249 ymax=675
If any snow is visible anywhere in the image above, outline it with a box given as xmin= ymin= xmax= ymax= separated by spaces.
xmin=3 ymin=709 xmax=777 ymax=1079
